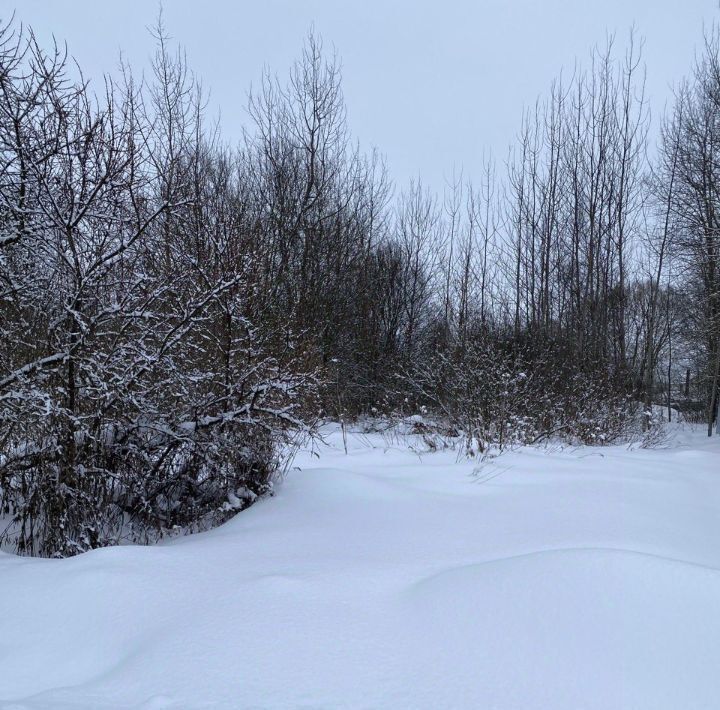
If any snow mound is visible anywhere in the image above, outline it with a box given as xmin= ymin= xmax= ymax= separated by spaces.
xmin=0 ymin=425 xmax=719 ymax=709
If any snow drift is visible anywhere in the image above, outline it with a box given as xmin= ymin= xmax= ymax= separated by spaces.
xmin=1 ymin=425 xmax=719 ymax=709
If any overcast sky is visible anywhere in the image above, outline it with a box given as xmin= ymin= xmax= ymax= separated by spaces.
xmin=3 ymin=0 xmax=718 ymax=190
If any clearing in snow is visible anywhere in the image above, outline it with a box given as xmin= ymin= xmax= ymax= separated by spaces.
xmin=1 ymin=425 xmax=719 ymax=709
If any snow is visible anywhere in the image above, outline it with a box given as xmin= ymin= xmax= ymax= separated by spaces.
xmin=1 ymin=425 xmax=719 ymax=709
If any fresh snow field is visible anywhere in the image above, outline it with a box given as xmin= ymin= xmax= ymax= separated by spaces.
xmin=1 ymin=424 xmax=719 ymax=709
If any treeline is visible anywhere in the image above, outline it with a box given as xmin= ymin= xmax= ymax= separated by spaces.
xmin=0 ymin=17 xmax=718 ymax=556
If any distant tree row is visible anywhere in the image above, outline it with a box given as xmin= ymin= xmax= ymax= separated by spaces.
xmin=0 ymin=15 xmax=718 ymax=555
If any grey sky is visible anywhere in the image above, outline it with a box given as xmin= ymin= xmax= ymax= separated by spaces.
xmin=3 ymin=0 xmax=718 ymax=190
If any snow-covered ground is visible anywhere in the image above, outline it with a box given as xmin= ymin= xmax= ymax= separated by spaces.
xmin=1 ymin=424 xmax=719 ymax=709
